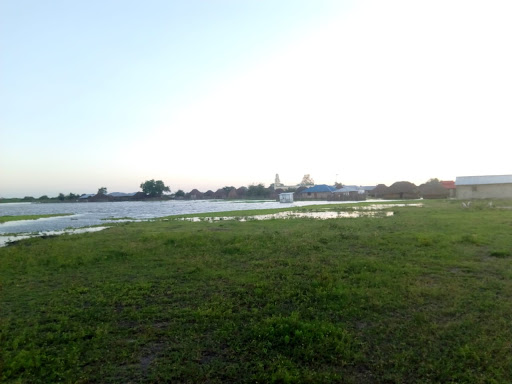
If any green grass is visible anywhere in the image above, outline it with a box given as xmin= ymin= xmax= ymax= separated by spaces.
xmin=1 ymin=200 xmax=512 ymax=383
xmin=0 ymin=213 xmax=73 ymax=223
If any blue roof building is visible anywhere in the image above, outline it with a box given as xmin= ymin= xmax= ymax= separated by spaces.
xmin=298 ymin=185 xmax=336 ymax=200
xmin=334 ymin=185 xmax=364 ymax=194
xmin=301 ymin=185 xmax=336 ymax=193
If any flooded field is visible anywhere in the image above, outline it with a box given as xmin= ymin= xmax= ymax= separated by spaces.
xmin=0 ymin=227 xmax=109 ymax=247
xmin=0 ymin=201 xmax=421 ymax=246
xmin=176 ymin=204 xmax=422 ymax=222
xmin=0 ymin=200 xmax=399 ymax=234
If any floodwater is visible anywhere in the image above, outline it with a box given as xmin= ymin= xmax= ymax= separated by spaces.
xmin=0 ymin=200 xmax=384 ymax=234
xmin=0 ymin=227 xmax=109 ymax=247
xmin=178 ymin=209 xmax=398 ymax=222
xmin=0 ymin=201 xmax=420 ymax=247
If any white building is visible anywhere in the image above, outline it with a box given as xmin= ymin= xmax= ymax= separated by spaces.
xmin=455 ymin=175 xmax=512 ymax=199
xmin=279 ymin=193 xmax=294 ymax=203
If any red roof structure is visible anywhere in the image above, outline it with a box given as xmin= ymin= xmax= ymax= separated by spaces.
xmin=440 ymin=181 xmax=455 ymax=190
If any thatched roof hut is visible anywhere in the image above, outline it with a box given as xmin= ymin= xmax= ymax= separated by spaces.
xmin=214 ymin=189 xmax=227 ymax=199
xmin=89 ymin=193 xmax=114 ymax=202
xmin=369 ymin=184 xmax=388 ymax=198
xmin=236 ymin=186 xmax=248 ymax=197
xmin=227 ymin=188 xmax=238 ymax=199
xmin=419 ymin=182 xmax=449 ymax=199
xmin=132 ymin=192 xmax=147 ymax=200
xmin=383 ymin=181 xmax=420 ymax=199
xmin=204 ymin=190 xmax=215 ymax=199
xmin=187 ymin=189 xmax=204 ymax=199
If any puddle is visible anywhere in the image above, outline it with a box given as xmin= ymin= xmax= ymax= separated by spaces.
xmin=178 ymin=210 xmax=395 ymax=223
xmin=0 ymin=226 xmax=109 ymax=247
xmin=175 ymin=203 xmax=422 ymax=223
xmin=349 ymin=203 xmax=423 ymax=210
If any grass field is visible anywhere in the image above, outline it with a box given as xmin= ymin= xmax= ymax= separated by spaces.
xmin=1 ymin=200 xmax=512 ymax=383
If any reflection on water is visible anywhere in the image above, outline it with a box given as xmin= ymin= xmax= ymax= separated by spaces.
xmin=0 ymin=203 xmax=423 ymax=246
xmin=0 ymin=200 xmax=405 ymax=234
xmin=176 ymin=203 xmax=421 ymax=222
xmin=0 ymin=227 xmax=109 ymax=247
xmin=178 ymin=210 xmax=396 ymax=222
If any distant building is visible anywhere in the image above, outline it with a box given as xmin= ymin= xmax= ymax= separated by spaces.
xmin=108 ymin=192 xmax=137 ymax=198
xmin=204 ymin=190 xmax=215 ymax=199
xmin=227 ymin=188 xmax=238 ymax=199
xmin=187 ymin=189 xmax=204 ymax=200
xmin=456 ymin=175 xmax=512 ymax=199
xmin=440 ymin=181 xmax=456 ymax=198
xmin=80 ymin=192 xmax=146 ymax=202
xmin=369 ymin=184 xmax=388 ymax=198
xmin=279 ymin=192 xmax=294 ymax=203
xmin=361 ymin=186 xmax=376 ymax=194
xmin=333 ymin=185 xmax=367 ymax=201
xmin=271 ymin=173 xmax=300 ymax=191
xmin=381 ymin=182 xmax=420 ymax=200
xmin=214 ymin=189 xmax=227 ymax=199
xmin=297 ymin=185 xmax=336 ymax=199
xmin=419 ymin=182 xmax=449 ymax=199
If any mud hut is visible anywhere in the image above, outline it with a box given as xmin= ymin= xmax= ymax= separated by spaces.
xmin=214 ymin=189 xmax=227 ymax=199
xmin=187 ymin=189 xmax=204 ymax=200
xmin=419 ymin=181 xmax=449 ymax=199
xmin=132 ymin=192 xmax=147 ymax=200
xmin=88 ymin=193 xmax=114 ymax=202
xmin=227 ymin=188 xmax=238 ymax=199
xmin=440 ymin=181 xmax=456 ymax=198
xmin=369 ymin=184 xmax=388 ymax=198
xmin=236 ymin=186 xmax=248 ymax=198
xmin=203 ymin=190 xmax=215 ymax=199
xmin=382 ymin=181 xmax=420 ymax=200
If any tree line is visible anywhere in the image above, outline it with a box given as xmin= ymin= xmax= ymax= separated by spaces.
xmin=0 ymin=180 xmax=287 ymax=203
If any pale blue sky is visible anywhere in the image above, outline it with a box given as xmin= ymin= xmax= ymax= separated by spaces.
xmin=1 ymin=0 xmax=511 ymax=197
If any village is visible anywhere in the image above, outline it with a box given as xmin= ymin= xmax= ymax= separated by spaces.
xmin=72 ymin=173 xmax=512 ymax=203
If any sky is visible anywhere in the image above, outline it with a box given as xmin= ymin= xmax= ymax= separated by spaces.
xmin=1 ymin=0 xmax=511 ymax=197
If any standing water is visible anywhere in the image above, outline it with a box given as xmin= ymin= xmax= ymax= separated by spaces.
xmin=0 ymin=200 xmax=356 ymax=234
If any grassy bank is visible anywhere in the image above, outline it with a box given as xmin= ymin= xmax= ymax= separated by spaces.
xmin=0 ymin=213 xmax=73 ymax=224
xmin=1 ymin=200 xmax=512 ymax=383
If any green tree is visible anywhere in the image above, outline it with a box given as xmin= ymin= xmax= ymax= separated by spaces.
xmin=247 ymin=183 xmax=267 ymax=198
xmin=39 ymin=195 xmax=49 ymax=200
xmin=140 ymin=179 xmax=170 ymax=197
xmin=223 ymin=186 xmax=235 ymax=194
xmin=300 ymin=174 xmax=315 ymax=186
xmin=58 ymin=193 xmax=65 ymax=201
xmin=66 ymin=193 xmax=78 ymax=200
xmin=175 ymin=189 xmax=185 ymax=198
xmin=97 ymin=187 xmax=108 ymax=195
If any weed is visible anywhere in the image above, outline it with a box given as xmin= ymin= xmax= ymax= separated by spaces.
xmin=1 ymin=200 xmax=512 ymax=382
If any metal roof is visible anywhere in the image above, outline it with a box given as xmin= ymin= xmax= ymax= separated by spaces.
xmin=440 ymin=181 xmax=456 ymax=189
xmin=301 ymin=185 xmax=336 ymax=193
xmin=455 ymin=175 xmax=512 ymax=186
xmin=108 ymin=192 xmax=138 ymax=197
xmin=334 ymin=185 xmax=364 ymax=193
